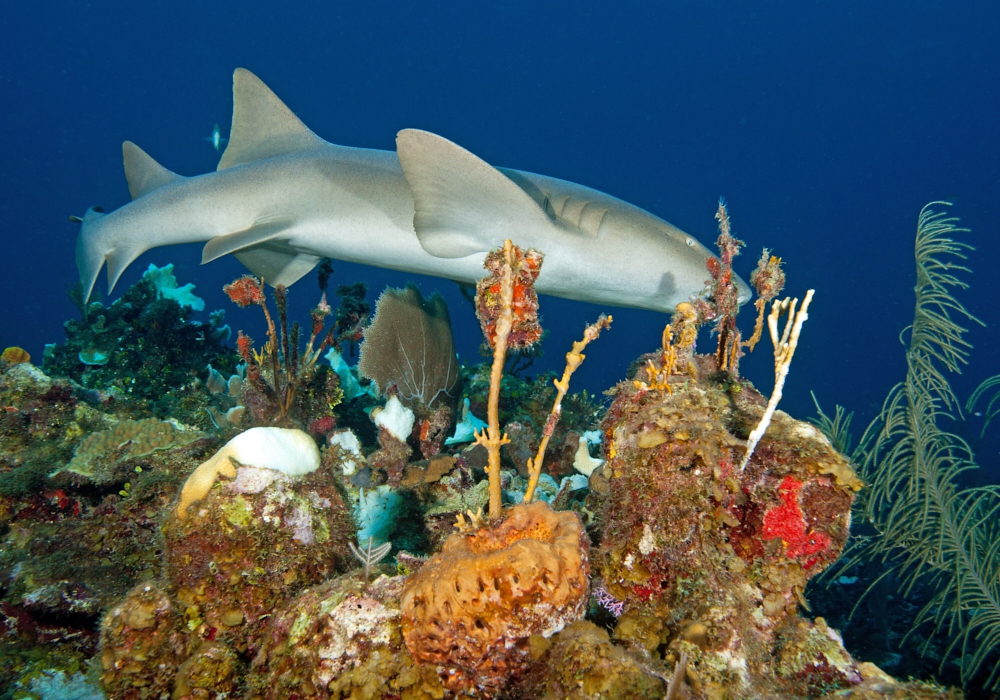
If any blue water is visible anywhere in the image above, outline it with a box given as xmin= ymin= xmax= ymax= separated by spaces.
xmin=1 ymin=1 xmax=998 ymax=470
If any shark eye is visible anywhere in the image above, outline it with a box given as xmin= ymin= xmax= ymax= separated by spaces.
xmin=685 ymin=237 xmax=696 ymax=247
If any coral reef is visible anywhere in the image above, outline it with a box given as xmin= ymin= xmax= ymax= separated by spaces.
xmin=161 ymin=454 xmax=354 ymax=656
xmin=43 ymin=267 xmax=237 ymax=413
xmin=0 ymin=207 xmax=974 ymax=698
xmin=97 ymin=582 xmax=187 ymax=698
xmin=591 ymin=348 xmax=866 ymax=697
xmin=528 ymin=619 xmax=666 ymax=699
xmin=248 ymin=573 xmax=448 ymax=700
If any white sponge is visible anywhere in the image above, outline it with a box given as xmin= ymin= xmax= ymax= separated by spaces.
xmin=225 ymin=427 xmax=321 ymax=476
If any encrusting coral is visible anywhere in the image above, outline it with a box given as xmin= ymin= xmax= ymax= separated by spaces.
xmin=97 ymin=582 xmax=187 ymax=699
xmin=55 ymin=417 xmax=204 ymax=482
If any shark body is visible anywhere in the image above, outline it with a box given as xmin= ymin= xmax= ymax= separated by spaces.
xmin=77 ymin=68 xmax=749 ymax=311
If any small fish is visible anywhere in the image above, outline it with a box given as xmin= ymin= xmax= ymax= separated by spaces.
xmin=203 ymin=123 xmax=228 ymax=152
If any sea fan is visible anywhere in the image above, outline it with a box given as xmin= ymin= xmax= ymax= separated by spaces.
xmin=848 ymin=203 xmax=1000 ymax=690
xmin=358 ymin=284 xmax=461 ymax=410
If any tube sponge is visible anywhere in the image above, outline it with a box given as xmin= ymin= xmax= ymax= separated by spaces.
xmin=174 ymin=427 xmax=320 ymax=519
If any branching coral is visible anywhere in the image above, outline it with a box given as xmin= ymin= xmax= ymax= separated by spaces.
xmin=473 ymin=240 xmax=543 ymax=519
xmin=706 ymin=199 xmax=745 ymax=374
xmin=523 ymin=314 xmax=611 ymax=503
xmin=740 ymin=289 xmax=815 ymax=471
xmin=745 ymin=250 xmax=785 ymax=351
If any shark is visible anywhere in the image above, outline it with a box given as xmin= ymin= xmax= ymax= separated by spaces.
xmin=75 ymin=68 xmax=750 ymax=312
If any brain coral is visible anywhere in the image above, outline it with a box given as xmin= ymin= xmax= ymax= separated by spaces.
xmin=58 ymin=418 xmax=202 ymax=480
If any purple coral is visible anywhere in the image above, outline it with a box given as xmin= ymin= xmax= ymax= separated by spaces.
xmin=594 ymin=586 xmax=624 ymax=618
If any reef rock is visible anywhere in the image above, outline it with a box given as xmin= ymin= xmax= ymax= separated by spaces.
xmin=161 ymin=450 xmax=355 ymax=656
xmin=248 ymin=573 xmax=448 ymax=700
xmin=591 ymin=357 xmax=870 ymax=698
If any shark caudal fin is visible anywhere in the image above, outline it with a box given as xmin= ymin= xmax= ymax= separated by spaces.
xmin=395 ymin=129 xmax=559 ymax=258
xmin=74 ymin=207 xmax=109 ymax=303
xmin=74 ymin=142 xmax=182 ymax=301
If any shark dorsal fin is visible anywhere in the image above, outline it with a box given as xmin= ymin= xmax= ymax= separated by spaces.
xmin=123 ymin=142 xmax=182 ymax=200
xmin=218 ymin=68 xmax=325 ymax=171
xmin=396 ymin=129 xmax=557 ymax=258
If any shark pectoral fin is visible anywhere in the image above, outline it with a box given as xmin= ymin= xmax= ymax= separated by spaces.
xmin=233 ymin=247 xmax=321 ymax=288
xmin=395 ymin=129 xmax=557 ymax=258
xmin=123 ymin=142 xmax=184 ymax=200
xmin=201 ymin=218 xmax=294 ymax=265
xmin=217 ymin=69 xmax=326 ymax=171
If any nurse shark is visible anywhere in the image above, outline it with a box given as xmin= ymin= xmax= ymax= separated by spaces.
xmin=75 ymin=68 xmax=750 ymax=311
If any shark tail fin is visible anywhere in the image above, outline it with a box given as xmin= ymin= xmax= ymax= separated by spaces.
xmin=123 ymin=141 xmax=183 ymax=200
xmin=75 ymin=206 xmax=149 ymax=302
xmin=75 ymin=207 xmax=109 ymax=303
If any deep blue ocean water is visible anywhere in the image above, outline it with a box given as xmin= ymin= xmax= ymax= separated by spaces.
xmin=1 ymin=1 xmax=997 ymax=474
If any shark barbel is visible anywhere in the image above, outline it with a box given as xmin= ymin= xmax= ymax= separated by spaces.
xmin=75 ymin=68 xmax=750 ymax=311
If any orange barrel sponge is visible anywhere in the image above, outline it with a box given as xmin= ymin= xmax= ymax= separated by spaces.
xmin=401 ymin=500 xmax=589 ymax=695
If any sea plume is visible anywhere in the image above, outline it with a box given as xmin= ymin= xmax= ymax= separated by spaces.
xmin=835 ymin=203 xmax=1000 ymax=691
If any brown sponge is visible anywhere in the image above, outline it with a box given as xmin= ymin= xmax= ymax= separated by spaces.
xmin=401 ymin=501 xmax=589 ymax=695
